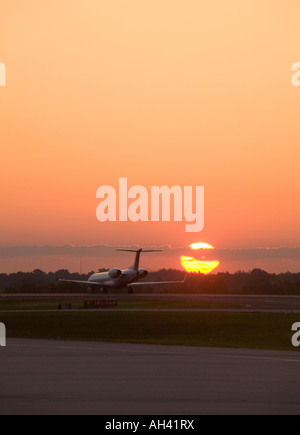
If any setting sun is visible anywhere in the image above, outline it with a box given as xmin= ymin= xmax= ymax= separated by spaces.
xmin=190 ymin=242 xmax=214 ymax=250
xmin=181 ymin=243 xmax=220 ymax=274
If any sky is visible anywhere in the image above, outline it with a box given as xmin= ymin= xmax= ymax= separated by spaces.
xmin=0 ymin=1 xmax=299 ymax=273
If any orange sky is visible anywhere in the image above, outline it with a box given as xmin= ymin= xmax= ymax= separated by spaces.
xmin=0 ymin=1 xmax=299 ymax=269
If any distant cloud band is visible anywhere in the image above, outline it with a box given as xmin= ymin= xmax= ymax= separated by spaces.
xmin=0 ymin=245 xmax=299 ymax=261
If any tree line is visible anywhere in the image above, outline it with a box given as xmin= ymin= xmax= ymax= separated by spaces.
xmin=0 ymin=268 xmax=300 ymax=295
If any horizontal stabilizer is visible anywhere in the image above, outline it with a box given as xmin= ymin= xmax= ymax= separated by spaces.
xmin=117 ymin=249 xmax=162 ymax=252
xmin=117 ymin=248 xmax=163 ymax=271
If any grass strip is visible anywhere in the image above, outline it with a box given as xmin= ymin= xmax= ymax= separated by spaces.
xmin=1 ymin=311 xmax=299 ymax=351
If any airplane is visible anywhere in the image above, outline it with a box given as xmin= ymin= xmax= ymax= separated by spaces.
xmin=59 ymin=248 xmax=186 ymax=294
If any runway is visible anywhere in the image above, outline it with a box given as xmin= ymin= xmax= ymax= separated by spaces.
xmin=1 ymin=308 xmax=300 ymax=313
xmin=1 ymin=293 xmax=300 ymax=312
xmin=0 ymin=339 xmax=300 ymax=415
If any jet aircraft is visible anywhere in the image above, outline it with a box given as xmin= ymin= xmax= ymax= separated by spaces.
xmin=59 ymin=248 xmax=186 ymax=294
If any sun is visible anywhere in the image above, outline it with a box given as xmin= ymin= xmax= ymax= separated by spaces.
xmin=190 ymin=242 xmax=214 ymax=250
xmin=181 ymin=242 xmax=220 ymax=274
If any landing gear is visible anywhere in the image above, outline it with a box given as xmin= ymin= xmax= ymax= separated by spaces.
xmin=90 ymin=287 xmax=104 ymax=295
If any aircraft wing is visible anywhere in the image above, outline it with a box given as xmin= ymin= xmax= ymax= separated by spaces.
xmin=128 ymin=276 xmax=187 ymax=287
xmin=59 ymin=279 xmax=102 ymax=286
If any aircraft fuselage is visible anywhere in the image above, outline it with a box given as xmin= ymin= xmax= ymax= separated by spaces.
xmin=88 ymin=269 xmax=138 ymax=289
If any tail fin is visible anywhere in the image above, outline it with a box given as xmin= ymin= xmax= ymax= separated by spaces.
xmin=117 ymin=248 xmax=162 ymax=271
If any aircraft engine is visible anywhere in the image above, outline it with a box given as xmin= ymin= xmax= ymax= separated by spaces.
xmin=108 ymin=268 xmax=122 ymax=279
xmin=138 ymin=269 xmax=148 ymax=279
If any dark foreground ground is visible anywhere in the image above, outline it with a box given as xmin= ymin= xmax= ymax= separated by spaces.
xmin=0 ymin=339 xmax=299 ymax=415
xmin=1 ymin=311 xmax=299 ymax=350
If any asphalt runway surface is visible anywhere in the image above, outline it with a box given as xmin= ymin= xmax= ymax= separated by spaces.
xmin=1 ymin=308 xmax=300 ymax=313
xmin=0 ymin=339 xmax=300 ymax=415
xmin=1 ymin=293 xmax=300 ymax=313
